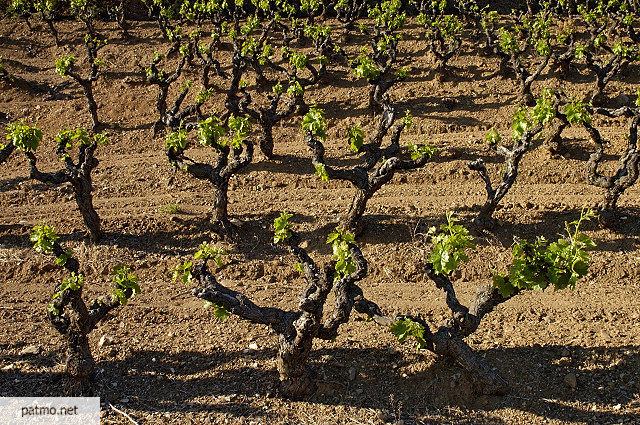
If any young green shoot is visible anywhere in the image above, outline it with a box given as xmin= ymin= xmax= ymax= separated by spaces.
xmin=428 ymin=212 xmax=476 ymax=276
xmin=111 ymin=264 xmax=141 ymax=306
xmin=273 ymin=212 xmax=293 ymax=244
xmin=493 ymin=207 xmax=597 ymax=297
xmin=327 ymin=228 xmax=356 ymax=282
xmin=6 ymin=121 xmax=42 ymax=152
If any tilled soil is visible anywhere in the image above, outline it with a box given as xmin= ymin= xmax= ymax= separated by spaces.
xmin=1 ymin=16 xmax=640 ymax=425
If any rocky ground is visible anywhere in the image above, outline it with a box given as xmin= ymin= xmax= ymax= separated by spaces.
xmin=1 ymin=14 xmax=640 ymax=425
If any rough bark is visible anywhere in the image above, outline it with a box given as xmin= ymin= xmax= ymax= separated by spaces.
xmin=585 ymin=51 xmax=627 ymax=106
xmin=468 ymin=124 xmax=543 ymax=228
xmin=307 ymin=106 xmax=434 ymax=235
xmin=0 ymin=141 xmax=15 ymax=164
xmin=148 ymin=54 xmax=187 ymax=136
xmin=584 ymin=107 xmax=640 ymax=226
xmin=241 ymin=89 xmax=302 ymax=159
xmin=167 ymin=139 xmax=253 ymax=233
xmin=26 ymin=139 xmax=103 ymax=242
xmin=192 ymin=239 xmax=368 ymax=398
xmin=44 ymin=240 xmax=133 ymax=394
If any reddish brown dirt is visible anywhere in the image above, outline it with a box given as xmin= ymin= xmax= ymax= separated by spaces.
xmin=1 ymin=16 xmax=640 ymax=425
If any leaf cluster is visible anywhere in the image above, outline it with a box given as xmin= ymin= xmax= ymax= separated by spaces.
xmin=493 ymin=208 xmax=597 ymax=297
xmin=347 ymin=125 xmax=364 ymax=152
xmin=173 ymin=241 xmax=230 ymax=320
xmin=327 ymin=228 xmax=356 ymax=282
xmin=111 ymin=264 xmax=141 ymax=306
xmin=407 ymin=142 xmax=437 ymax=161
xmin=228 ymin=114 xmax=252 ymax=148
xmin=204 ymin=301 xmax=231 ymax=320
xmin=302 ymin=106 xmax=327 ymax=141
xmin=353 ymin=53 xmax=380 ymax=81
xmin=30 ymin=223 xmax=59 ymax=254
xmin=55 ymin=55 xmax=75 ymax=77
xmin=194 ymin=242 xmax=227 ymax=267
xmin=390 ymin=318 xmax=428 ymax=350
xmin=197 ymin=116 xmax=226 ymax=149
xmin=6 ymin=121 xmax=42 ymax=152
xmin=428 ymin=212 xmax=475 ymax=275
xmin=56 ymin=128 xmax=108 ymax=151
xmin=273 ymin=211 xmax=293 ymax=244
xmin=563 ymin=99 xmax=592 ymax=125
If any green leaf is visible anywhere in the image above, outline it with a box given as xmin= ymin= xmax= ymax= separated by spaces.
xmin=165 ymin=129 xmax=189 ymax=151
xmin=56 ymin=128 xmax=91 ymax=150
xmin=273 ymin=211 xmax=293 ymax=244
xmin=173 ymin=261 xmax=193 ymax=285
xmin=228 ymin=114 xmax=252 ymax=148
xmin=531 ymin=89 xmax=556 ymax=125
xmin=429 ymin=212 xmax=475 ymax=275
xmin=390 ymin=318 xmax=428 ymax=350
xmin=407 ymin=142 xmax=437 ymax=161
xmin=327 ymin=228 xmax=356 ymax=282
xmin=193 ymin=242 xmax=227 ymax=267
xmin=286 ymin=79 xmax=304 ymax=96
xmin=353 ymin=53 xmax=380 ymax=81
xmin=486 ymin=128 xmax=501 ymax=145
xmin=347 ymin=126 xmax=364 ymax=152
xmin=512 ymin=107 xmax=532 ymax=140
xmin=302 ymin=107 xmax=327 ymax=141
xmin=112 ymin=264 xmax=141 ymax=303
xmin=46 ymin=302 xmax=60 ymax=316
xmin=112 ymin=288 xmax=128 ymax=305
xmin=314 ymin=163 xmax=330 ymax=181
xmin=204 ymin=302 xmax=231 ymax=321
xmin=563 ymin=100 xmax=592 ymax=126
xmin=6 ymin=121 xmax=42 ymax=152
xmin=61 ymin=272 xmax=84 ymax=291
xmin=492 ymin=273 xmax=516 ymax=298
xmin=30 ymin=223 xmax=59 ymax=254
xmin=494 ymin=208 xmax=595 ymax=295
xmin=197 ymin=116 xmax=225 ymax=148
xmin=55 ymin=55 xmax=75 ymax=77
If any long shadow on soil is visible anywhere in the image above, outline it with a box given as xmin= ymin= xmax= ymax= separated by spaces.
xmin=3 ymin=343 xmax=636 ymax=424
xmin=473 ymin=206 xmax=640 ymax=253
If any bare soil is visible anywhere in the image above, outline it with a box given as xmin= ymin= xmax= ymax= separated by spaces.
xmin=1 ymin=16 xmax=640 ymax=425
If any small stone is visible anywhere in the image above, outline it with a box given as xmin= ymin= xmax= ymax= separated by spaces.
xmin=376 ymin=412 xmax=391 ymax=423
xmin=348 ymin=366 xmax=357 ymax=381
xmin=355 ymin=388 xmax=363 ymax=395
xmin=558 ymin=357 xmax=572 ymax=366
xmin=564 ymin=372 xmax=578 ymax=390
xmin=120 ymin=397 xmax=129 ymax=403
xmin=19 ymin=345 xmax=41 ymax=356
xmin=613 ymin=403 xmax=622 ymax=411
xmin=99 ymin=335 xmax=115 ymax=347
xmin=561 ymin=348 xmax=571 ymax=357
xmin=248 ymin=343 xmax=259 ymax=350
xmin=299 ymin=240 xmax=309 ymax=249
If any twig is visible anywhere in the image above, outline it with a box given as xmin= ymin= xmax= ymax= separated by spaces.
xmin=108 ymin=403 xmax=140 ymax=425
xmin=505 ymin=394 xmax=530 ymax=401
